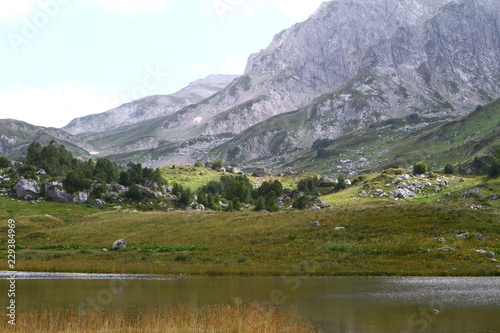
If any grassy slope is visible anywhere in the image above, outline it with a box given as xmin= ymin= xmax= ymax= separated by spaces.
xmin=291 ymin=98 xmax=500 ymax=174
xmin=1 ymin=190 xmax=498 ymax=276
xmin=0 ymin=119 xmax=90 ymax=158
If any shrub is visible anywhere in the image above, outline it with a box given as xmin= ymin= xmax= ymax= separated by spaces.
xmin=63 ymin=171 xmax=92 ymax=194
xmin=488 ymin=158 xmax=500 ymax=178
xmin=124 ymin=184 xmax=144 ymax=201
xmin=413 ymin=161 xmax=428 ymax=174
xmin=0 ymin=155 xmax=11 ymax=168
xmin=444 ymin=164 xmax=454 ymax=175
xmin=293 ymin=196 xmax=309 ymax=210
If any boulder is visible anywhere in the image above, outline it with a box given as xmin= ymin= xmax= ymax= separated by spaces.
xmin=141 ymin=187 xmax=158 ymax=198
xmin=141 ymin=180 xmax=158 ymax=188
xmin=114 ymin=184 xmax=127 ymax=193
xmin=437 ymin=247 xmax=455 ymax=251
xmin=475 ymin=233 xmax=487 ymax=240
xmin=454 ymin=232 xmax=470 ymax=239
xmin=320 ymin=177 xmax=332 ymax=184
xmin=108 ymin=192 xmax=119 ymax=200
xmin=313 ymin=198 xmax=328 ymax=206
xmin=112 ymin=239 xmax=126 ymax=249
xmin=13 ymin=178 xmax=41 ymax=200
xmin=310 ymin=221 xmax=321 ymax=227
xmin=393 ymin=188 xmax=416 ymax=199
xmin=487 ymin=252 xmax=495 ymax=258
xmin=187 ymin=202 xmax=205 ymax=211
xmin=72 ymin=191 xmax=89 ymax=204
xmin=434 ymin=237 xmax=446 ymax=243
xmin=45 ymin=181 xmax=88 ymax=204
xmin=334 ymin=227 xmax=345 ymax=231
xmin=36 ymin=169 xmax=47 ymax=176
xmin=252 ymin=167 xmax=270 ymax=177
xmin=92 ymin=199 xmax=106 ymax=207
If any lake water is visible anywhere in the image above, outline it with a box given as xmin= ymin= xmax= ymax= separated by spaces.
xmin=1 ymin=272 xmax=499 ymax=332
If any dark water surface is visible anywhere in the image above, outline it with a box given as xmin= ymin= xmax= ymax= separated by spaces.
xmin=1 ymin=272 xmax=499 ymax=332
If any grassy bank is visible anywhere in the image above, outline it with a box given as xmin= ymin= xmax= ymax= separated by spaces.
xmin=1 ymin=196 xmax=499 ymax=276
xmin=0 ymin=302 xmax=320 ymax=332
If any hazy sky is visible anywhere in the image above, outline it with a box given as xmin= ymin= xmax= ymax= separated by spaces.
xmin=0 ymin=0 xmax=325 ymax=128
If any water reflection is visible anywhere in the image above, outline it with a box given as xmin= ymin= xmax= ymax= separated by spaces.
xmin=1 ymin=272 xmax=499 ymax=332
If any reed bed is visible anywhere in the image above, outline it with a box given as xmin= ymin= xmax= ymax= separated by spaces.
xmin=2 ymin=301 xmax=321 ymax=333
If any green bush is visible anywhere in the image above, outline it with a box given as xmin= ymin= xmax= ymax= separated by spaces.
xmin=124 ymin=184 xmax=144 ymax=201
xmin=413 ymin=161 xmax=428 ymax=174
xmin=0 ymin=155 xmax=11 ymax=168
xmin=488 ymin=158 xmax=500 ymax=178
xmin=444 ymin=164 xmax=454 ymax=175
xmin=63 ymin=171 xmax=92 ymax=194
xmin=293 ymin=195 xmax=309 ymax=210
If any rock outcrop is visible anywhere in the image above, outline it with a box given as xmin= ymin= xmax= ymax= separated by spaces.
xmin=13 ymin=178 xmax=41 ymax=200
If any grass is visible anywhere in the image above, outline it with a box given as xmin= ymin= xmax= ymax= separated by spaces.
xmin=1 ymin=193 xmax=499 ymax=276
xmin=1 ymin=301 xmax=320 ymax=332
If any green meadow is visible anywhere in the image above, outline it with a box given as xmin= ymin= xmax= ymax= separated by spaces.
xmin=2 ymin=189 xmax=499 ymax=276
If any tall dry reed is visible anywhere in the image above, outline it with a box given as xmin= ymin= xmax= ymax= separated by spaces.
xmin=2 ymin=301 xmax=321 ymax=333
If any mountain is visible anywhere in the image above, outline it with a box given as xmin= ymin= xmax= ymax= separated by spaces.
xmin=0 ymin=119 xmax=92 ymax=158
xmin=0 ymin=74 xmax=238 ymax=159
xmin=210 ymin=97 xmax=500 ymax=175
xmin=68 ymin=0 xmax=499 ymax=168
xmin=206 ymin=0 xmax=499 ymax=168
xmin=3 ymin=0 xmax=499 ymax=173
xmin=62 ymin=74 xmax=240 ymax=135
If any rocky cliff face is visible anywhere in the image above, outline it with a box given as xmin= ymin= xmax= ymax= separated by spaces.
xmin=62 ymin=74 xmax=239 ymax=135
xmin=206 ymin=0 xmax=499 ymax=165
xmin=211 ymin=0 xmax=498 ymax=133
xmin=95 ymin=0 xmax=498 ymax=160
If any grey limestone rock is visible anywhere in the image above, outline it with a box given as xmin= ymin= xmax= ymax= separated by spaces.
xmin=13 ymin=178 xmax=41 ymax=200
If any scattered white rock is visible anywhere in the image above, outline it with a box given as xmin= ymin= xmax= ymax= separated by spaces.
xmin=113 ymin=239 xmax=126 ymax=249
xmin=334 ymin=227 xmax=345 ymax=231
xmin=437 ymin=247 xmax=455 ymax=251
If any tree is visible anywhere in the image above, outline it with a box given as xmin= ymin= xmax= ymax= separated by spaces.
xmin=94 ymin=158 xmax=119 ymax=183
xmin=413 ymin=161 xmax=428 ymax=174
xmin=335 ymin=177 xmax=347 ymax=191
xmin=26 ymin=141 xmax=42 ymax=164
xmin=488 ymin=158 xmax=500 ymax=178
xmin=124 ymin=184 xmax=144 ymax=201
xmin=0 ymin=155 xmax=11 ymax=168
xmin=444 ymin=164 xmax=454 ymax=175
xmin=118 ymin=170 xmax=132 ymax=186
xmin=293 ymin=195 xmax=309 ymax=210
xmin=265 ymin=191 xmax=279 ymax=212
xmin=211 ymin=159 xmax=225 ymax=170
xmin=297 ymin=177 xmax=320 ymax=193
xmin=178 ymin=187 xmax=193 ymax=207
xmin=254 ymin=196 xmax=266 ymax=211
xmin=63 ymin=171 xmax=92 ymax=194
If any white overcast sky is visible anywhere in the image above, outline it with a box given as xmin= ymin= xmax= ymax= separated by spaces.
xmin=0 ymin=0 xmax=325 ymax=128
